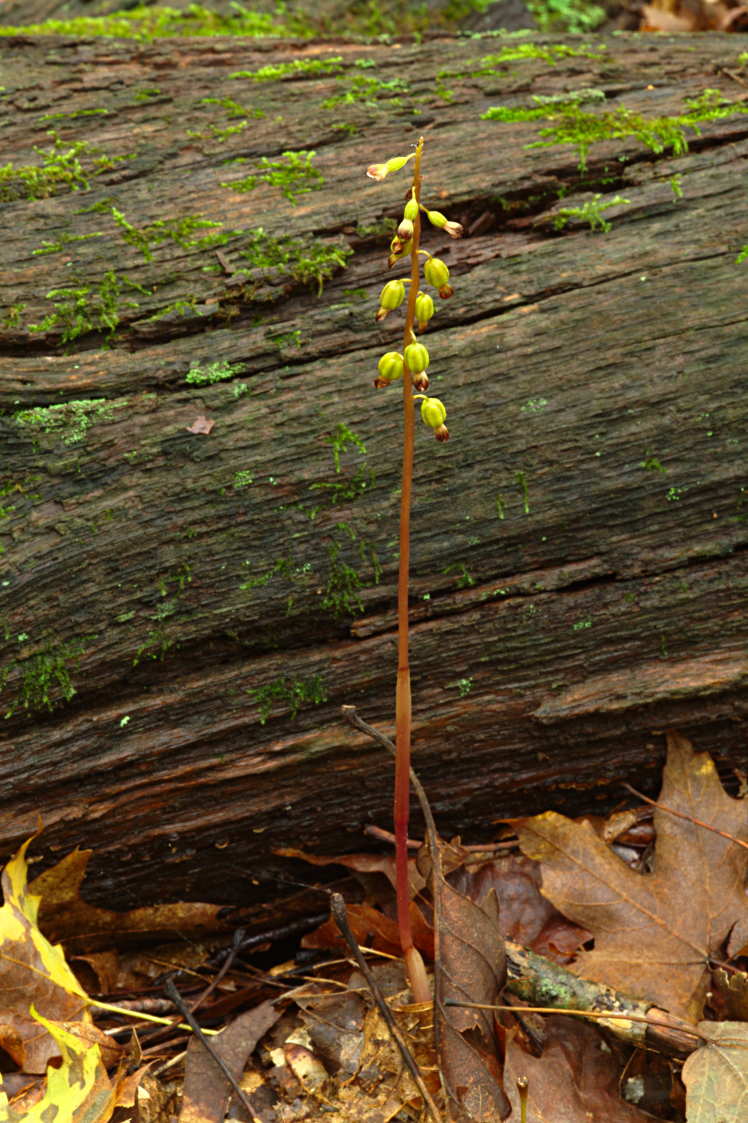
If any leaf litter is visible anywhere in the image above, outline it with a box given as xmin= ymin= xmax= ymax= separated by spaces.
xmin=1 ymin=731 xmax=747 ymax=1123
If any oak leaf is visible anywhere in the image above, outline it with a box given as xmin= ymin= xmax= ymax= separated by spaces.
xmin=517 ymin=733 xmax=748 ymax=1022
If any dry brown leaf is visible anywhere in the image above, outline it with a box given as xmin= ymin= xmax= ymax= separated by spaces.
xmin=432 ymin=847 xmax=510 ymax=1122
xmin=682 ymin=1021 xmax=748 ymax=1123
xmin=31 ymin=848 xmax=228 ymax=953
xmin=186 ymin=415 xmax=214 ymax=434
xmin=277 ymin=844 xmax=427 ymax=897
xmin=448 ymin=854 xmax=590 ymax=963
xmin=504 ymin=1016 xmax=656 ymax=1122
xmin=518 ymin=733 xmax=748 ymax=1022
xmin=302 ymin=900 xmax=434 ymax=960
xmin=641 ymin=0 xmax=736 ymax=29
xmin=179 ymin=1000 xmax=281 ymax=1123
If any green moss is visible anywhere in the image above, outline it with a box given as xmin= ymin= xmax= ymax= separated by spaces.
xmin=144 ymin=297 xmax=197 ymax=323
xmin=322 ymin=522 xmax=381 ymax=618
xmin=230 ymin=57 xmax=344 ymax=82
xmin=4 ymin=639 xmax=88 ymax=717
xmin=233 ymin=469 xmax=254 ymax=489
xmin=271 ymin=329 xmax=302 ymax=351
xmin=322 ymin=73 xmax=410 ymax=111
xmin=248 ymin=673 xmax=327 ymax=725
xmin=221 ymin=150 xmax=323 ymax=205
xmin=105 ymin=205 xmax=232 ymax=262
xmin=483 ymin=86 xmax=748 ymax=171
xmin=0 ymin=4 xmax=299 ymax=41
xmin=551 ymin=193 xmax=631 ymax=233
xmin=185 ymin=360 xmax=243 ymax=385
xmin=443 ymin=563 xmax=475 ymax=589
xmin=640 ymin=456 xmax=667 ymax=473
xmin=737 ymin=245 xmax=748 ymax=264
xmin=1 ymin=303 xmax=26 ymax=329
xmin=39 ymin=107 xmax=109 ymax=124
xmin=13 ymin=398 xmax=127 ymax=444
xmin=28 ymin=271 xmax=150 ymax=342
xmin=133 ymin=87 xmax=162 ymax=101
xmin=33 ymin=232 xmax=105 ymax=256
xmin=233 ymin=228 xmax=351 ymax=296
xmin=0 ymin=130 xmax=130 ymax=202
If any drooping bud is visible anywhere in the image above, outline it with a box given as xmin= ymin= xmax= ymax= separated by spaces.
xmin=412 ymin=372 xmax=429 ymax=391
xmin=420 ymin=396 xmax=446 ymax=428
xmin=404 ymin=341 xmax=429 ymax=375
xmin=397 ymin=217 xmax=414 ymax=242
xmin=426 ymin=210 xmax=463 ymax=238
xmin=403 ymin=194 xmax=419 ymax=221
xmin=420 ymin=396 xmax=449 ymax=440
xmin=375 ymin=350 xmax=404 ymax=387
xmin=366 ymin=154 xmax=415 ymax=181
xmin=376 ymin=279 xmax=406 ymax=321
xmin=414 ymin=290 xmax=435 ymax=331
xmin=438 ymin=284 xmax=454 ymax=299
xmin=424 ymin=256 xmax=450 ymax=290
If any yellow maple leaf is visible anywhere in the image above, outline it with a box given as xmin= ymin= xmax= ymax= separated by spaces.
xmin=0 ymin=839 xmax=89 ymax=1072
xmin=0 ymin=1010 xmax=116 ymax=1123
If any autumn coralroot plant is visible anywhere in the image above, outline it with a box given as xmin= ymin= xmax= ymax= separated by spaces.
xmin=366 ymin=138 xmax=462 ymax=1003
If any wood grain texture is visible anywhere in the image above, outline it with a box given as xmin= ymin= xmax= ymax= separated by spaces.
xmin=1 ymin=30 xmax=746 ymax=909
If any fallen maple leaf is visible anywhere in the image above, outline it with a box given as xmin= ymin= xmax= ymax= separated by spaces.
xmin=682 ymin=1021 xmax=748 ymax=1123
xmin=31 ymin=847 xmax=228 ymax=953
xmin=0 ymin=840 xmax=89 ymax=1072
xmin=517 ymin=733 xmax=748 ymax=1022
xmin=0 ymin=1009 xmax=140 ymax=1123
xmin=504 ymin=1016 xmax=655 ymax=1122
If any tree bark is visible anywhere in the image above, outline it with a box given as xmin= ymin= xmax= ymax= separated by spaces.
xmin=1 ymin=28 xmax=747 ymax=911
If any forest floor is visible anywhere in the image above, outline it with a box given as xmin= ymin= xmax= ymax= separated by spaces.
xmin=5 ymin=733 xmax=748 ymax=1122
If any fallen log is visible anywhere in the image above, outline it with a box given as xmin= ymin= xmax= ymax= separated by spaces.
xmin=1 ymin=26 xmax=747 ymax=910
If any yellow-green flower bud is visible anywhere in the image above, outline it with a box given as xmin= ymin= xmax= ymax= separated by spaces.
xmin=426 ymin=210 xmax=464 ymax=238
xmin=424 ymin=256 xmax=450 ymax=290
xmin=376 ymin=279 xmax=405 ymax=321
xmin=375 ymin=350 xmax=404 ymax=386
xmin=404 ymin=341 xmax=429 ymax=374
xmin=415 ymin=291 xmax=435 ymax=331
xmin=366 ymin=154 xmax=414 ymax=181
xmin=420 ymin=396 xmax=446 ymax=428
xmin=403 ymin=195 xmax=419 ymax=221
xmin=420 ymin=396 xmax=449 ymax=441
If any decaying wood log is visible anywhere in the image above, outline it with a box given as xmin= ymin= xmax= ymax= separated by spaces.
xmin=1 ymin=26 xmax=747 ymax=911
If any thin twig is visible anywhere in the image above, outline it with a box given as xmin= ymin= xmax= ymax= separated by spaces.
xmin=329 ymin=892 xmax=442 ymax=1122
xmin=163 ymin=976 xmax=258 ymax=1120
xmin=442 ymin=1000 xmax=706 ymax=1041
xmin=623 ymin=782 xmax=748 ymax=851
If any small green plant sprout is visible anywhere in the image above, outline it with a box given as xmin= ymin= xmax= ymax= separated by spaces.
xmin=366 ymin=138 xmax=462 ymax=1003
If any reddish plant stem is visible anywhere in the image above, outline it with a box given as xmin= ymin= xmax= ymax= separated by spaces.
xmin=394 ymin=137 xmax=430 ymax=1003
